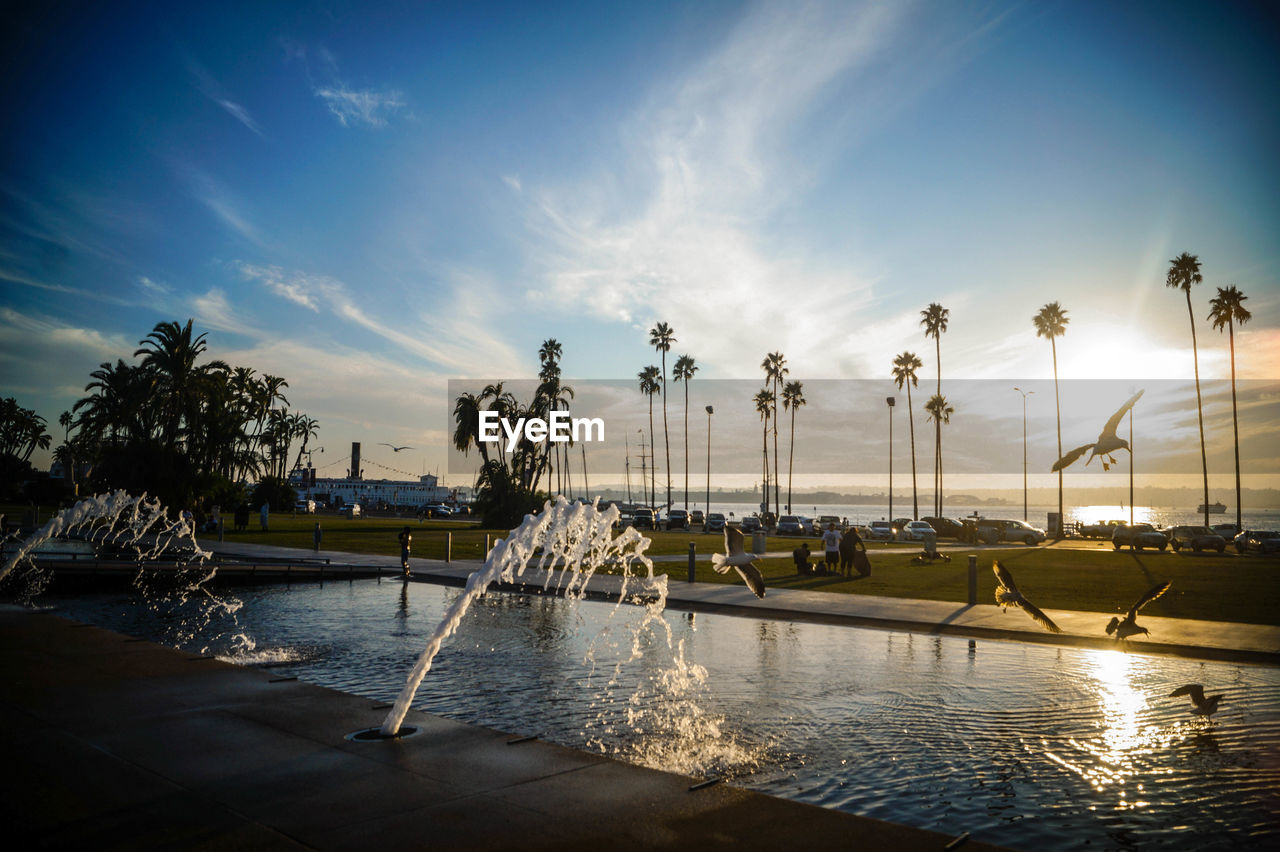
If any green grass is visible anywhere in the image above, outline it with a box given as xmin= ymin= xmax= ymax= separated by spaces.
xmin=205 ymin=513 xmax=503 ymax=561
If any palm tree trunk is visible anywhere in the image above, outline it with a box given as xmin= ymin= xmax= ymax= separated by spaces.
xmin=1186 ymin=290 xmax=1210 ymax=526
xmin=907 ymin=384 xmax=918 ymax=519
xmin=772 ymin=379 xmax=780 ymax=518
xmin=648 ymin=398 xmax=656 ymax=508
xmin=1230 ymin=319 xmax=1241 ymax=530
xmin=1052 ymin=337 xmax=1063 ymax=538
xmin=935 ymin=337 xmax=941 ymax=517
xmin=787 ymin=406 xmax=796 ymax=514
xmin=682 ymin=382 xmax=690 ymax=509
xmin=661 ymin=354 xmax=671 ymax=510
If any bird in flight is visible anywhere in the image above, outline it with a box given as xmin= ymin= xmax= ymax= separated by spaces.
xmin=379 ymin=443 xmax=414 ymax=452
xmin=1169 ymin=684 xmax=1223 ymax=718
xmin=1105 ymin=580 xmax=1171 ymax=640
xmin=992 ymin=561 xmax=1062 ymax=633
xmin=1053 ymin=389 xmax=1144 ymax=472
xmin=711 ymin=525 xmax=766 ymax=598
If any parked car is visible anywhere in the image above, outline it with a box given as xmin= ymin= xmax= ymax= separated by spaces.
xmin=666 ymin=509 xmax=690 ymax=530
xmin=423 ymin=503 xmax=453 ymax=518
xmin=776 ymin=515 xmax=805 ymax=535
xmin=796 ymin=516 xmax=817 ymax=535
xmin=689 ymin=510 xmax=705 ymax=525
xmin=900 ymin=520 xmax=936 ymax=541
xmin=740 ymin=516 xmax=763 ymax=533
xmin=704 ymin=513 xmax=727 ymax=533
xmin=632 ymin=508 xmax=657 ymax=530
xmin=1111 ymin=523 xmax=1167 ymax=551
xmin=922 ymin=517 xmax=965 ymax=539
xmin=867 ymin=520 xmax=895 ymax=540
xmin=1234 ymin=530 xmax=1280 ymax=554
xmin=341 ymin=504 xmax=361 ymax=518
xmin=1165 ymin=525 xmax=1226 ymax=553
xmin=1078 ymin=519 xmax=1125 ymax=539
xmin=814 ymin=515 xmax=844 ymax=535
xmin=1210 ymin=523 xmax=1239 ymax=539
xmin=293 ymin=500 xmax=316 ymax=514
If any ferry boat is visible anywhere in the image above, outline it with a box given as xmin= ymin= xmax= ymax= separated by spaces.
xmin=1197 ymin=501 xmax=1227 ymax=514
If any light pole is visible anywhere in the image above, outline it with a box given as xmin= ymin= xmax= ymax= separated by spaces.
xmin=705 ymin=406 xmax=713 ymax=518
xmin=886 ymin=396 xmax=895 ymax=521
xmin=1013 ymin=388 xmax=1033 ymax=521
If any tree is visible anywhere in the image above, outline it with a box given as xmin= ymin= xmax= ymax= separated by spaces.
xmin=673 ymin=354 xmax=697 ymax=509
xmin=1208 ymin=286 xmax=1252 ymax=531
xmin=924 ymin=394 xmax=954 ymax=516
xmin=638 ymin=365 xmax=661 ymax=508
xmin=754 ymin=388 xmax=774 ymax=517
xmin=649 ymin=323 xmax=676 ymax=510
xmin=920 ymin=304 xmax=949 ymax=515
xmin=782 ymin=380 xmax=805 ymax=514
xmin=1166 ymin=252 xmax=1211 ymax=525
xmin=891 ymin=352 xmax=923 ymax=519
xmin=762 ymin=351 xmax=787 ymax=519
xmin=1034 ymin=302 xmax=1070 ymax=537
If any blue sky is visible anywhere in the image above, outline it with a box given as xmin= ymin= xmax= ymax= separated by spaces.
xmin=2 ymin=0 xmax=1277 ymax=488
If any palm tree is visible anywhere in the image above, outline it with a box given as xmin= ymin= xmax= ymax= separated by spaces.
xmin=754 ymin=388 xmax=774 ymax=517
xmin=673 ymin=354 xmax=697 ymax=509
xmin=762 ymin=351 xmax=787 ymax=518
xmin=134 ymin=319 xmax=229 ymax=450
xmin=920 ymin=304 xmax=949 ymax=515
xmin=1166 ymin=252 xmax=1211 ymax=525
xmin=649 ymin=322 xmax=676 ymax=510
xmin=782 ymin=380 xmax=805 ymax=513
xmin=638 ymin=365 xmax=661 ymax=508
xmin=891 ymin=352 xmax=923 ymax=519
xmin=924 ymin=394 xmax=954 ymax=516
xmin=538 ymin=339 xmax=564 ymax=491
xmin=1033 ymin=302 xmax=1070 ymax=537
xmin=1208 ymin=286 xmax=1252 ymax=531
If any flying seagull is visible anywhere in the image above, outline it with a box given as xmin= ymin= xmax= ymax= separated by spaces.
xmin=379 ymin=443 xmax=414 ymax=452
xmin=1053 ymin=389 xmax=1145 ymax=472
xmin=1169 ymin=684 xmax=1223 ymax=718
xmin=992 ymin=561 xmax=1062 ymax=633
xmin=1105 ymin=580 xmax=1171 ymax=640
xmin=711 ymin=525 xmax=766 ymax=598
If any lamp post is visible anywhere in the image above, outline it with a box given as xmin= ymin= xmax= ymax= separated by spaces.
xmin=1013 ymin=388 xmax=1033 ymax=521
xmin=886 ymin=396 xmax=895 ymax=521
xmin=705 ymin=406 xmax=714 ymax=517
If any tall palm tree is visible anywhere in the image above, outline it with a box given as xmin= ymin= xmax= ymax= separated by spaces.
xmin=134 ymin=319 xmax=229 ymax=450
xmin=1166 ymin=252 xmax=1211 ymax=525
xmin=782 ymin=380 xmax=805 ymax=514
xmin=924 ymin=394 xmax=954 ymax=516
xmin=673 ymin=354 xmax=697 ymax=509
xmin=649 ymin=323 xmax=676 ymax=509
xmin=920 ymin=304 xmax=949 ymax=516
xmin=754 ymin=388 xmax=774 ymax=516
xmin=1208 ymin=286 xmax=1252 ymax=531
xmin=638 ymin=365 xmax=661 ymax=508
xmin=891 ymin=352 xmax=923 ymax=519
xmin=762 ymin=351 xmax=787 ymax=518
xmin=1033 ymin=302 xmax=1070 ymax=537
xmin=538 ymin=338 xmax=564 ymax=491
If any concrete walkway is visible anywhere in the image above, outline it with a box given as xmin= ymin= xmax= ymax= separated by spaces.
xmin=205 ymin=539 xmax=1280 ymax=666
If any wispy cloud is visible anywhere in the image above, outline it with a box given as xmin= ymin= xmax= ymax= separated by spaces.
xmin=187 ymin=58 xmax=264 ymax=137
xmin=173 ymin=163 xmax=263 ymax=246
xmin=314 ymin=85 xmax=406 ymax=128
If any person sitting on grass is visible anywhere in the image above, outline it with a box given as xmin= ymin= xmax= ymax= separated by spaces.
xmin=792 ymin=541 xmax=813 ymax=576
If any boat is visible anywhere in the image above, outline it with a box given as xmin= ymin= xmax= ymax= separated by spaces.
xmin=1197 ymin=501 xmax=1226 ymax=514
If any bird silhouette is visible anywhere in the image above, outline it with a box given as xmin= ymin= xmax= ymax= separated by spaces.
xmin=711 ymin=525 xmax=766 ymax=598
xmin=1105 ymin=580 xmax=1171 ymax=640
xmin=379 ymin=443 xmax=414 ymax=452
xmin=1053 ymin=389 xmax=1144 ymax=472
xmin=992 ymin=561 xmax=1062 ymax=633
xmin=1169 ymin=684 xmax=1223 ymax=718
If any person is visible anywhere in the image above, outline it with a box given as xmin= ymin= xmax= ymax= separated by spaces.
xmin=398 ymin=526 xmax=412 ymax=576
xmin=313 ymin=522 xmax=323 ymax=552
xmin=822 ymin=523 xmax=842 ymax=574
xmin=259 ymin=503 xmax=269 ymax=532
xmin=839 ymin=524 xmax=868 ymax=578
xmin=792 ymin=541 xmax=812 ymax=576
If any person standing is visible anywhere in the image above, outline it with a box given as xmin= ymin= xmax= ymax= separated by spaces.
xmin=259 ymin=503 xmax=270 ymax=532
xmin=821 ymin=523 xmax=842 ymax=574
xmin=398 ymin=526 xmax=412 ymax=576
xmin=313 ymin=522 xmax=323 ymax=552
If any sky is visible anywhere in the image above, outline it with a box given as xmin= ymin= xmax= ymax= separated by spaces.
xmin=2 ymin=0 xmax=1277 ymax=494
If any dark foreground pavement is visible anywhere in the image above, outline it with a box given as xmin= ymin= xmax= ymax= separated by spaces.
xmin=0 ymin=608 xmax=1005 ymax=851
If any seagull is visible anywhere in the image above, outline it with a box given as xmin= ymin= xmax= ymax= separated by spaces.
xmin=1169 ymin=684 xmax=1224 ymax=718
xmin=711 ymin=525 xmax=766 ymax=598
xmin=1053 ymin=389 xmax=1144 ymax=472
xmin=992 ymin=561 xmax=1062 ymax=633
xmin=1105 ymin=580 xmax=1171 ymax=640
xmin=379 ymin=443 xmax=414 ymax=452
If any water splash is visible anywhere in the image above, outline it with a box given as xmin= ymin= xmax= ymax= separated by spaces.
xmin=382 ymin=497 xmax=663 ymax=736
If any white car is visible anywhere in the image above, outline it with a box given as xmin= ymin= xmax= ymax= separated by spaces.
xmin=294 ymin=500 xmax=316 ymax=514
xmin=900 ymin=520 xmax=936 ymax=541
xmin=868 ymin=521 xmax=895 ymax=540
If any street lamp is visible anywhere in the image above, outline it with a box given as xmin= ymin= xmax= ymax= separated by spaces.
xmin=705 ymin=406 xmax=714 ymax=518
xmin=886 ymin=396 xmax=896 ymax=521
xmin=1013 ymin=388 xmax=1033 ymax=522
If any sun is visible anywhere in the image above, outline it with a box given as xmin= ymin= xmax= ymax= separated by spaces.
xmin=1059 ymin=323 xmax=1194 ymax=383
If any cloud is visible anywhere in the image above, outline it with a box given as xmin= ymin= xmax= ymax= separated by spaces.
xmin=173 ymin=163 xmax=263 ymax=245
xmin=187 ymin=58 xmax=265 ymax=137
xmin=314 ymin=85 xmax=406 ymax=128
xmin=191 ymin=287 xmax=260 ymax=336
xmin=137 ymin=275 xmax=171 ymax=295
